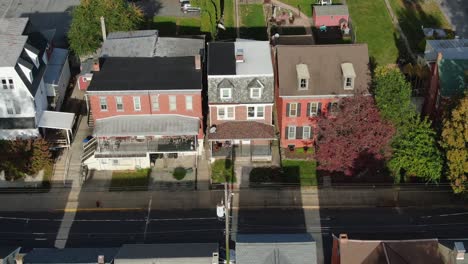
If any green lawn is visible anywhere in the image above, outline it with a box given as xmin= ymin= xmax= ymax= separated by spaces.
xmin=239 ymin=4 xmax=267 ymax=40
xmin=152 ymin=16 xmax=201 ymax=36
xmin=282 ymin=159 xmax=317 ymax=186
xmin=388 ymin=0 xmax=451 ymax=52
xmin=211 ymin=159 xmax=236 ymax=183
xmin=347 ymin=0 xmax=399 ymax=65
xmin=278 ymin=0 xmax=342 ymax=17
xmin=110 ymin=169 xmax=150 ymax=190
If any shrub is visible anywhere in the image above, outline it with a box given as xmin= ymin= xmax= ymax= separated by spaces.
xmin=211 ymin=159 xmax=235 ymax=183
xmin=173 ymin=167 xmax=187 ymax=181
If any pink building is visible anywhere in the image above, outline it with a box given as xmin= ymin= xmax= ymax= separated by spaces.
xmin=313 ymin=5 xmax=349 ymax=28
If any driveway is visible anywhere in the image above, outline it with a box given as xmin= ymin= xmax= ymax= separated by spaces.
xmin=435 ymin=0 xmax=468 ymax=38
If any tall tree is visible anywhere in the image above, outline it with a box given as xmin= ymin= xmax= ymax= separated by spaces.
xmin=388 ymin=116 xmax=443 ymax=183
xmin=314 ymin=96 xmax=395 ymax=176
xmin=68 ymin=0 xmax=143 ymax=57
xmin=441 ymin=96 xmax=468 ymax=193
xmin=374 ymin=65 xmax=415 ymax=127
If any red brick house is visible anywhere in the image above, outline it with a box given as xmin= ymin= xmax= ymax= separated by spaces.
xmin=275 ymin=44 xmax=370 ymax=150
xmin=82 ymin=56 xmax=203 ymax=170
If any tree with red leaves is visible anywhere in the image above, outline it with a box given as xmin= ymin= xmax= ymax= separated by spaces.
xmin=314 ymin=96 xmax=395 ymax=176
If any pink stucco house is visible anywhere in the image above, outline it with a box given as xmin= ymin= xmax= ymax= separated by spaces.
xmin=313 ymin=5 xmax=349 ymax=28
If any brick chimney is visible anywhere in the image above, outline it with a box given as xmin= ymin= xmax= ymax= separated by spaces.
xmin=93 ymin=60 xmax=100 ymax=72
xmin=339 ymin=234 xmax=348 ymax=243
xmin=195 ymin=54 xmax=201 ymax=70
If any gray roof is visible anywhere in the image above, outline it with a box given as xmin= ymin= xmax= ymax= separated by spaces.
xmin=94 ymin=115 xmax=200 ymax=137
xmin=155 ymin=37 xmax=204 ymax=57
xmin=425 ymin=39 xmax=468 ymax=62
xmin=100 ymin=30 xmax=158 ymax=58
xmin=44 ymin=48 xmax=69 ymax=85
xmin=235 ymin=40 xmax=274 ymax=76
xmin=23 ymin=248 xmax=119 ymax=264
xmin=114 ymin=243 xmax=218 ymax=264
xmin=0 ymin=18 xmax=29 ymax=35
xmin=314 ymin=5 xmax=349 ymax=16
xmin=236 ymin=234 xmax=317 ymax=264
xmin=0 ymin=34 xmax=28 ymax=66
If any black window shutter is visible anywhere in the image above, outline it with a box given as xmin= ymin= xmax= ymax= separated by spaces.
xmin=286 ymin=103 xmax=290 ymax=117
xmin=285 ymin=126 xmax=289 ymax=139
xmin=296 ymin=126 xmax=303 ymax=139
xmin=306 ymin=103 xmax=310 ymax=117
xmin=327 ymin=102 xmax=331 ymax=112
xmin=317 ymin=102 xmax=322 ymax=115
xmin=297 ymin=103 xmax=301 ymax=117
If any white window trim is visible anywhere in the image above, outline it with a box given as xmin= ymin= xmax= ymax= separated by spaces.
xmin=169 ymin=96 xmax=177 ymax=111
xmin=220 ymin=88 xmax=232 ymax=99
xmin=217 ymin=106 xmax=235 ymax=120
xmin=99 ymin=97 xmax=108 ymax=111
xmin=133 ymin=96 xmax=141 ymax=111
xmin=289 ymin=103 xmax=298 ymax=117
xmin=288 ymin=126 xmax=296 ymax=139
xmin=310 ymin=102 xmax=318 ymax=116
xmin=299 ymin=79 xmax=308 ymax=90
xmin=303 ymin=126 xmax=311 ymax=139
xmin=7 ymin=78 xmax=14 ymax=89
xmin=344 ymin=77 xmax=354 ymax=90
xmin=250 ymin=87 xmax=262 ymax=99
xmin=185 ymin=95 xmax=193 ymax=111
xmin=247 ymin=105 xmax=265 ymax=119
xmin=1 ymin=78 xmax=7 ymax=89
xmin=115 ymin=96 xmax=123 ymax=112
xmin=151 ymin=95 xmax=160 ymax=111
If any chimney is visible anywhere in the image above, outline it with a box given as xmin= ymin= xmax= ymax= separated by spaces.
xmin=195 ymin=54 xmax=201 ymax=70
xmin=98 ymin=255 xmax=105 ymax=264
xmin=93 ymin=60 xmax=100 ymax=72
xmin=339 ymin=234 xmax=348 ymax=243
xmin=211 ymin=252 xmax=219 ymax=264
xmin=236 ymin=48 xmax=244 ymax=63
xmin=100 ymin=16 xmax=107 ymax=41
xmin=455 ymin=242 xmax=466 ymax=260
xmin=15 ymin=254 xmax=23 ymax=264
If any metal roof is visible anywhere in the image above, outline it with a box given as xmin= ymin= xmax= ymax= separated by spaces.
xmin=314 ymin=5 xmax=349 ymax=16
xmin=44 ymin=48 xmax=69 ymax=85
xmin=0 ymin=18 xmax=29 ymax=35
xmin=37 ymin=111 xmax=75 ymax=130
xmin=424 ymin=39 xmax=468 ymax=62
xmin=23 ymin=248 xmax=119 ymax=264
xmin=94 ymin=115 xmax=200 ymax=137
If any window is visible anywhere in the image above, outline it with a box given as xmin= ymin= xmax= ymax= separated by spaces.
xmin=220 ymin=88 xmax=232 ymax=99
xmin=345 ymin=77 xmax=353 ymax=89
xmin=6 ymin=100 xmax=14 ymax=114
xmin=112 ymin=159 xmax=119 ymax=165
xmin=303 ymin=126 xmax=311 ymax=139
xmin=115 ymin=97 xmax=123 ymax=111
xmin=99 ymin=97 xmax=108 ymax=111
xmin=185 ymin=96 xmax=193 ymax=111
xmin=288 ymin=126 xmax=296 ymax=139
xmin=300 ymin=79 xmax=307 ymax=89
xmin=289 ymin=103 xmax=298 ymax=117
xmin=1 ymin=79 xmax=7 ymax=89
xmin=151 ymin=95 xmax=159 ymax=111
xmin=169 ymin=96 xmax=177 ymax=111
xmin=310 ymin=102 xmax=318 ymax=116
xmin=329 ymin=102 xmax=339 ymax=114
xmin=8 ymin=78 xmax=14 ymax=89
xmin=250 ymin=88 xmax=262 ymax=99
xmin=247 ymin=106 xmax=264 ymax=119
xmin=133 ymin=96 xmax=141 ymax=111
xmin=217 ymin=106 xmax=235 ymax=120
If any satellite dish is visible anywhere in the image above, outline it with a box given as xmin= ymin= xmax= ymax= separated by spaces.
xmin=218 ymin=23 xmax=226 ymax=30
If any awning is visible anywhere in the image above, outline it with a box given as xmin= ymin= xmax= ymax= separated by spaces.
xmin=38 ymin=111 xmax=75 ymax=130
xmin=94 ymin=115 xmax=200 ymax=137
xmin=208 ymin=121 xmax=276 ymax=141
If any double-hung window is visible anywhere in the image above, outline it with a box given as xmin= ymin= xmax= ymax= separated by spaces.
xmin=99 ymin=97 xmax=108 ymax=111
xmin=115 ymin=97 xmax=123 ymax=111
xmin=1 ymin=79 xmax=7 ymax=89
xmin=7 ymin=78 xmax=14 ymax=89
xmin=250 ymin=88 xmax=261 ymax=99
xmin=288 ymin=126 xmax=296 ymax=139
xmin=217 ymin=106 xmax=235 ymax=120
xmin=169 ymin=96 xmax=177 ymax=111
xmin=133 ymin=96 xmax=141 ymax=111
xmin=247 ymin=106 xmax=265 ymax=119
xmin=289 ymin=103 xmax=298 ymax=117
xmin=151 ymin=95 xmax=159 ymax=111
xmin=220 ymin=88 xmax=232 ymax=99
xmin=185 ymin=96 xmax=193 ymax=111
xmin=303 ymin=126 xmax=311 ymax=139
xmin=310 ymin=102 xmax=318 ymax=116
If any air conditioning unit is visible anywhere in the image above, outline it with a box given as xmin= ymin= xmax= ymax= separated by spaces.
xmin=212 ymin=252 xmax=219 ymax=264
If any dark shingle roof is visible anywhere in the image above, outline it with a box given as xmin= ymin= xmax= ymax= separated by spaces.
xmin=208 ymin=42 xmax=236 ymax=75
xmin=23 ymin=248 xmax=119 ymax=264
xmin=207 ymin=121 xmax=276 ymax=140
xmin=87 ymin=57 xmax=202 ymax=92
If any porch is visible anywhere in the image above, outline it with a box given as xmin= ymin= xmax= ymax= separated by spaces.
xmin=96 ymin=136 xmax=197 ymax=155
xmin=211 ymin=141 xmax=272 ymax=159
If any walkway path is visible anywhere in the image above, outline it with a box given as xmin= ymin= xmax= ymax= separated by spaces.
xmin=270 ymin=0 xmax=312 ymax=35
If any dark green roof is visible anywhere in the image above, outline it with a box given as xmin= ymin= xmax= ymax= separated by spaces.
xmin=438 ymin=59 xmax=468 ymax=97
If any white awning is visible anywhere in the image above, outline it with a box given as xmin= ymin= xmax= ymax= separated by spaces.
xmin=94 ymin=115 xmax=200 ymax=137
xmin=38 ymin=111 xmax=75 ymax=130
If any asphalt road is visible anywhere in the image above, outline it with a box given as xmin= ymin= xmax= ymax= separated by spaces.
xmin=0 ymin=207 xmax=467 ymax=262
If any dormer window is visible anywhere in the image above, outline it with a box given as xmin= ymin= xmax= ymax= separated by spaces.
xmin=248 ymin=79 xmax=264 ymax=99
xmin=220 ymin=88 xmax=232 ymax=99
xmin=341 ymin=63 xmax=356 ymax=90
xmin=296 ymin=64 xmax=310 ymax=90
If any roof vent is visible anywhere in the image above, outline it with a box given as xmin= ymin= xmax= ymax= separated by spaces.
xmin=236 ymin=48 xmax=244 ymax=63
xmin=98 ymin=255 xmax=105 ymax=264
xmin=455 ymin=242 xmax=466 ymax=260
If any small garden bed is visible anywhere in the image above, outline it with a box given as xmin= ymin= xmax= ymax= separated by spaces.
xmin=110 ymin=169 xmax=150 ymax=190
xmin=211 ymin=159 xmax=236 ymax=184
xmin=283 ymin=147 xmax=314 ymax=160
xmin=249 ymin=159 xmax=317 ymax=186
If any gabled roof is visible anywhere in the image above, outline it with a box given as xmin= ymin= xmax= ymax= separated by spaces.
xmin=87 ymin=57 xmax=202 ymax=92
xmin=425 ymin=39 xmax=468 ymax=62
xmin=438 ymin=58 xmax=468 ymax=97
xmin=314 ymin=5 xmax=349 ymax=16
xmin=236 ymin=233 xmax=317 ymax=264
xmin=276 ymin=44 xmax=370 ymax=96
xmin=0 ymin=18 xmax=29 ymax=35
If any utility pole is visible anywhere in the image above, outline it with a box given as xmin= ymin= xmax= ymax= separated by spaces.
xmin=224 ymin=180 xmax=230 ymax=264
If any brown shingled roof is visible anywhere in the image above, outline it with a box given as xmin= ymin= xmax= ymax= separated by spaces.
xmin=208 ymin=121 xmax=276 ymax=140
xmin=276 ymin=44 xmax=370 ymax=97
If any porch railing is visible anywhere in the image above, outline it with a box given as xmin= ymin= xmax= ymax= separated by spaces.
xmin=96 ymin=137 xmax=196 ymax=154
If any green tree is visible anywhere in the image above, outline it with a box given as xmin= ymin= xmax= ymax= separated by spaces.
xmin=388 ymin=116 xmax=443 ymax=183
xmin=68 ymin=0 xmax=143 ymax=57
xmin=441 ymin=96 xmax=468 ymax=193
xmin=374 ymin=65 xmax=415 ymax=127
